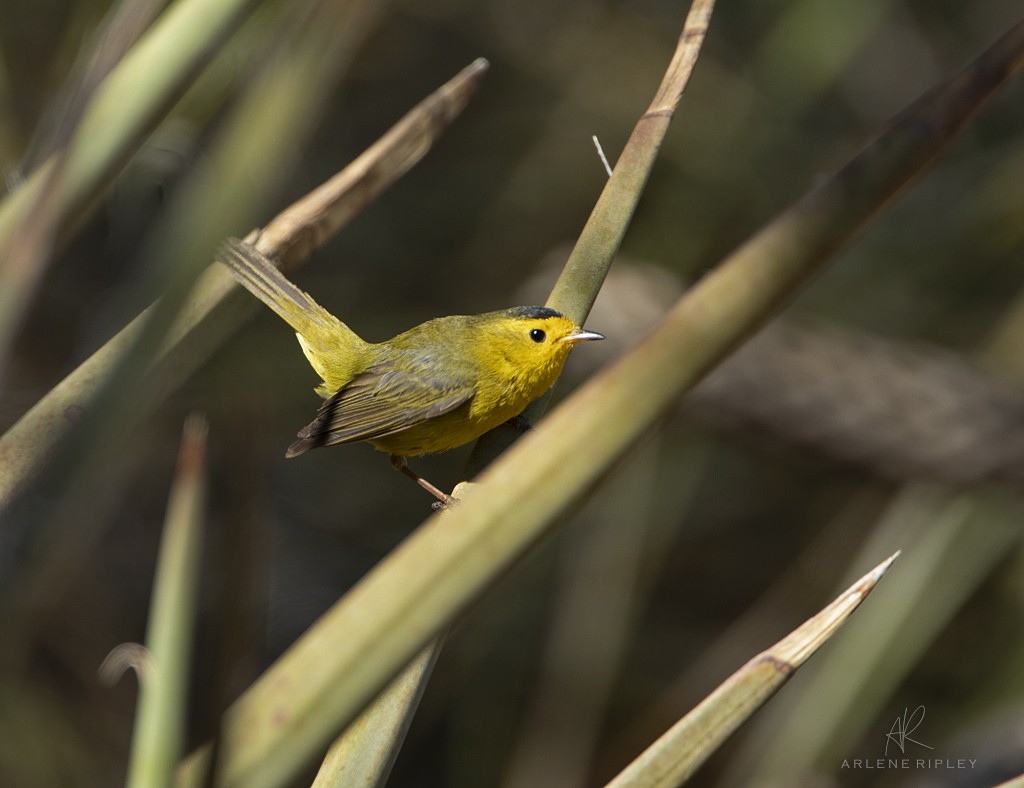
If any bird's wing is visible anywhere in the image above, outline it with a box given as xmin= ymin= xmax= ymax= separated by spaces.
xmin=286 ymin=357 xmax=475 ymax=456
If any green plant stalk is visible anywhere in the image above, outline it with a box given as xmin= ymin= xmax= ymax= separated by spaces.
xmin=176 ymin=20 xmax=1024 ymax=787
xmin=497 ymin=0 xmax=715 ymax=443
xmin=0 ymin=0 xmax=167 ymax=379
xmin=726 ymin=15 xmax=1024 ymax=771
xmin=0 ymin=0 xmax=257 ymax=364
xmin=731 ymin=486 xmax=1021 ymax=781
xmin=0 ymin=0 xmax=253 ymax=250
xmin=0 ymin=272 xmax=237 ymax=514
xmin=605 ymin=554 xmax=899 ymax=787
xmin=310 ymin=639 xmax=443 ymax=788
xmin=0 ymin=0 xmax=373 ymax=673
xmin=3 ymin=0 xmax=364 ymax=496
xmin=503 ymin=439 xmax=675 ymax=788
xmin=340 ymin=4 xmax=717 ymax=781
xmin=548 ymin=0 xmax=714 ymax=324
xmin=126 ymin=416 xmax=208 ymax=788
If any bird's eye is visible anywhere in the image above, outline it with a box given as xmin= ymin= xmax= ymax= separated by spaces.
xmin=529 ymin=328 xmax=546 ymax=343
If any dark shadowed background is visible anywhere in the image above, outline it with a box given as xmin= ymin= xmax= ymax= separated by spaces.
xmin=2 ymin=1 xmax=1024 ymax=786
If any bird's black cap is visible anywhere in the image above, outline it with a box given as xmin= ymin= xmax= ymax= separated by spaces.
xmin=508 ymin=306 xmax=563 ymax=320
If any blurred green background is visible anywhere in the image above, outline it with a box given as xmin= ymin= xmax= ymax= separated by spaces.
xmin=2 ymin=0 xmax=1024 ymax=786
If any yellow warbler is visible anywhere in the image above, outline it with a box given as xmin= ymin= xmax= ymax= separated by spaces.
xmin=218 ymin=238 xmax=603 ymax=503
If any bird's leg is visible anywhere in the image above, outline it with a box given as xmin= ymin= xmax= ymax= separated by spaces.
xmin=505 ymin=414 xmax=533 ymax=434
xmin=390 ymin=455 xmax=456 ymax=507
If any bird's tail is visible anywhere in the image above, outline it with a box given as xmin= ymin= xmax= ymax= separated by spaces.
xmin=216 ymin=236 xmax=360 ymax=339
xmin=217 ymin=238 xmax=366 ymax=383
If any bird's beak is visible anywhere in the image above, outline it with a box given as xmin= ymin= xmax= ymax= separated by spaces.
xmin=560 ymin=328 xmax=605 ymax=345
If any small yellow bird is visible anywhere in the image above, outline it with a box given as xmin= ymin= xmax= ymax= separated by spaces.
xmin=218 ymin=238 xmax=604 ymax=503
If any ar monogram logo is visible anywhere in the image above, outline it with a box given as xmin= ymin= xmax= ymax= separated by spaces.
xmin=885 ymin=706 xmax=934 ymax=756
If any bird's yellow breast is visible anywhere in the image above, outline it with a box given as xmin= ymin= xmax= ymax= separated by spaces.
xmin=366 ymin=314 xmax=576 ymax=455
